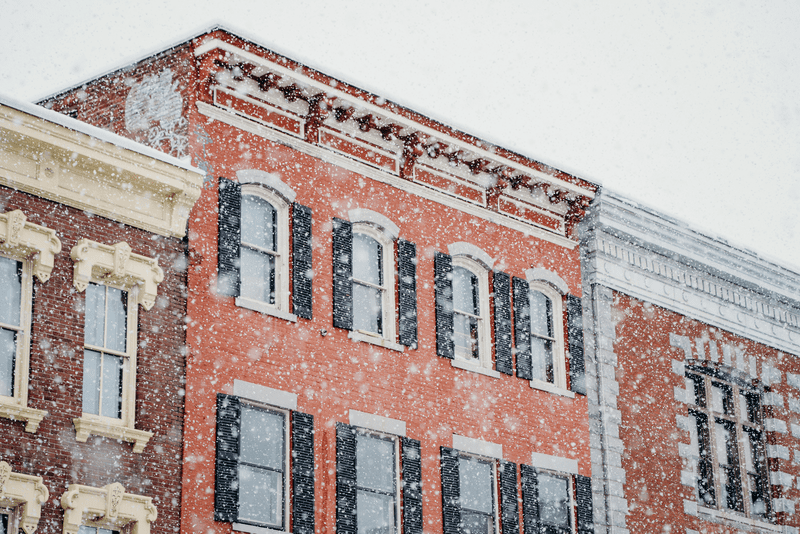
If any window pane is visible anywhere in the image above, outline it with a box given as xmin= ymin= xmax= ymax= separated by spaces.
xmin=1 ymin=510 xmax=7 ymax=534
xmin=0 ymin=328 xmax=16 ymax=397
xmin=242 ymin=195 xmax=277 ymax=252
xmin=529 ymin=290 xmax=553 ymax=339
xmin=240 ymin=406 xmax=285 ymax=470
xmin=452 ymin=267 xmax=479 ymax=315
xmin=454 ymin=313 xmax=479 ymax=360
xmin=353 ymin=283 xmax=382 ymax=335
xmin=105 ymin=287 xmax=127 ymax=353
xmin=83 ymin=349 xmax=101 ymax=415
xmin=357 ymin=434 xmax=395 ymax=493
xmin=715 ymin=422 xmax=733 ymax=465
xmin=241 ymin=247 xmax=276 ymax=304
xmin=461 ymin=511 xmax=493 ymax=534
xmin=101 ymin=353 xmax=123 ymax=419
xmin=531 ymin=337 xmax=554 ymax=383
xmin=711 ymin=383 xmax=731 ymax=415
xmin=238 ymin=464 xmax=283 ymax=527
xmin=353 ymin=234 xmax=382 ymax=286
xmin=357 ymin=489 xmax=395 ymax=534
xmin=0 ymin=257 xmax=21 ymax=327
xmin=538 ymin=473 xmax=570 ymax=527
xmin=85 ymin=283 xmax=105 ymax=347
xmin=459 ymin=458 xmax=493 ymax=514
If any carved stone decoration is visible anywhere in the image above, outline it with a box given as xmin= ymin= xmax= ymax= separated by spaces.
xmin=0 ymin=210 xmax=62 ymax=283
xmin=70 ymin=238 xmax=164 ymax=310
xmin=60 ymin=483 xmax=158 ymax=534
xmin=125 ymin=69 xmax=189 ymax=158
xmin=0 ymin=461 xmax=50 ymax=534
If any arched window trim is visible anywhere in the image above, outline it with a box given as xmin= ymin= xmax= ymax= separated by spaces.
xmin=450 ymin=255 xmax=493 ymax=372
xmin=237 ymin=184 xmax=291 ymax=316
xmin=350 ymin=222 xmax=397 ymax=344
xmin=527 ymin=280 xmax=567 ymax=390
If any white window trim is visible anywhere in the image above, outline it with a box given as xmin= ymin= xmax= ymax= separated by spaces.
xmin=0 ymin=461 xmax=49 ymax=534
xmin=450 ymin=255 xmax=492 ymax=371
xmin=0 ymin=210 xmax=60 ymax=432
xmin=60 ymin=483 xmax=157 ymax=534
xmin=455 ymin=451 xmax=501 ymax=534
xmin=527 ymin=280 xmax=567 ymax=391
xmin=533 ymin=468 xmax=577 ymax=533
xmin=350 ymin=223 xmax=397 ymax=344
xmin=351 ymin=427 xmax=402 ymax=534
xmin=237 ymin=184 xmax=294 ymax=319
xmin=236 ymin=399 xmax=292 ymax=533
xmin=70 ymin=239 xmax=160 ymax=453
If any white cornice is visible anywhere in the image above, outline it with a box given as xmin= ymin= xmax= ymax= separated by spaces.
xmin=0 ymin=102 xmax=203 ymax=238
xmin=197 ymin=102 xmax=577 ymax=249
xmin=580 ymin=192 xmax=800 ymax=356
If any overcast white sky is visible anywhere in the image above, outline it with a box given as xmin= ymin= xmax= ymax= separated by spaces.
xmin=2 ymin=1 xmax=799 ymax=269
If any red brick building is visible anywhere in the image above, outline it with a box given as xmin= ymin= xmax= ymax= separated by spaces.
xmin=0 ymin=96 xmax=202 ymax=533
xmin=42 ymin=28 xmax=599 ymax=534
xmin=581 ymin=192 xmax=800 ymax=533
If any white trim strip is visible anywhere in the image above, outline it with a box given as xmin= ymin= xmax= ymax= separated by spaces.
xmin=194 ymin=39 xmax=594 ymax=199
xmin=529 ymin=452 xmax=579 ymax=474
xmin=348 ymin=208 xmax=400 ymax=239
xmin=349 ymin=410 xmax=407 ymax=437
xmin=197 ymin=102 xmax=577 ymax=249
xmin=526 ymin=267 xmax=569 ymax=295
xmin=453 ymin=434 xmax=503 ymax=459
xmin=236 ymin=169 xmax=297 ymax=203
xmin=233 ymin=379 xmax=298 ymax=410
xmin=448 ymin=242 xmax=495 ymax=270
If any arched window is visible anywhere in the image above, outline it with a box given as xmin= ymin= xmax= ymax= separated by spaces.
xmin=451 ymin=256 xmax=491 ymax=369
xmin=685 ymin=361 xmax=769 ymax=519
xmin=528 ymin=282 xmax=566 ymax=389
xmin=352 ymin=230 xmax=388 ymax=336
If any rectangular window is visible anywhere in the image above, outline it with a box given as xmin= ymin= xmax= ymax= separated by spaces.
xmin=241 ymin=194 xmax=278 ymax=305
xmin=352 ymin=233 xmax=384 ymax=336
xmin=529 ymin=289 xmax=555 ymax=383
xmin=83 ymin=283 xmax=128 ymax=419
xmin=458 ymin=456 xmax=495 ymax=534
xmin=538 ymin=472 xmax=572 ymax=533
xmin=356 ymin=432 xmax=397 ymax=534
xmin=0 ymin=256 xmax=22 ymax=398
xmin=238 ymin=404 xmax=287 ymax=528
xmin=452 ymin=266 xmax=481 ymax=361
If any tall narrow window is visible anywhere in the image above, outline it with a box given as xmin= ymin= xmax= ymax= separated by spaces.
xmin=529 ymin=289 xmax=555 ymax=383
xmin=241 ymin=194 xmax=278 ymax=305
xmin=83 ymin=283 xmax=128 ymax=419
xmin=452 ymin=266 xmax=481 ymax=362
xmin=352 ymin=233 xmax=385 ymax=336
xmin=0 ymin=257 xmax=21 ymax=398
xmin=238 ymin=404 xmax=287 ymax=529
xmin=537 ymin=472 xmax=572 ymax=533
xmin=459 ymin=456 xmax=495 ymax=534
xmin=686 ymin=365 xmax=769 ymax=519
xmin=356 ymin=432 xmax=397 ymax=534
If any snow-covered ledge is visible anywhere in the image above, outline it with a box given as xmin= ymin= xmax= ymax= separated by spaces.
xmin=61 ymin=483 xmax=157 ymax=534
xmin=0 ymin=461 xmax=49 ymax=534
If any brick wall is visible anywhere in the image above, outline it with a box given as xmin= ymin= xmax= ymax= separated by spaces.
xmin=0 ymin=185 xmax=186 ymax=534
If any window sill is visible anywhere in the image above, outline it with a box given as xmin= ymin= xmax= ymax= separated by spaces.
xmin=73 ymin=416 xmax=154 ymax=453
xmin=348 ymin=331 xmax=404 ymax=352
xmin=450 ymin=359 xmax=501 ymax=379
xmin=692 ymin=502 xmax=779 ymax=532
xmin=233 ymin=522 xmax=291 ymax=534
xmin=235 ymin=297 xmax=298 ymax=322
xmin=529 ymin=380 xmax=575 ymax=398
xmin=0 ymin=399 xmax=48 ymax=433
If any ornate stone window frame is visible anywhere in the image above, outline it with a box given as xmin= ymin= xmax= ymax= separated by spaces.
xmin=60 ymin=483 xmax=157 ymax=534
xmin=0 ymin=460 xmax=50 ymax=534
xmin=0 ymin=210 xmax=61 ymax=432
xmin=70 ymin=238 xmax=162 ymax=453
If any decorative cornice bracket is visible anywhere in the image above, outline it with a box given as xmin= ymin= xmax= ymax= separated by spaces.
xmin=70 ymin=238 xmax=163 ymax=310
xmin=0 ymin=210 xmax=62 ymax=282
xmin=60 ymin=483 xmax=158 ymax=534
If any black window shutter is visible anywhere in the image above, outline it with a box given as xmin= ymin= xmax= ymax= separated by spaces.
xmin=434 ymin=252 xmax=454 ymax=359
xmin=493 ymin=271 xmax=513 ymax=375
xmin=440 ymin=447 xmax=461 ymax=534
xmin=336 ymin=423 xmax=358 ymax=534
xmin=401 ymin=437 xmax=423 ymax=534
xmin=567 ymin=295 xmax=586 ymax=395
xmin=519 ymin=465 xmax=540 ymax=534
xmin=214 ymin=394 xmax=241 ymax=522
xmin=332 ymin=218 xmax=353 ymax=330
xmin=513 ymin=277 xmax=532 ymax=380
xmin=499 ymin=460 xmax=519 ymax=534
xmin=398 ymin=239 xmax=418 ymax=348
xmin=217 ymin=177 xmax=241 ymax=297
xmin=575 ymin=474 xmax=594 ymax=534
xmin=292 ymin=411 xmax=315 ymax=534
xmin=292 ymin=204 xmax=313 ymax=320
